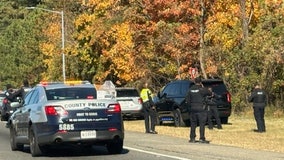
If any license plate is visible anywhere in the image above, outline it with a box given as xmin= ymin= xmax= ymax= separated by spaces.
xmin=81 ymin=130 xmax=96 ymax=139
xmin=118 ymin=101 xmax=131 ymax=107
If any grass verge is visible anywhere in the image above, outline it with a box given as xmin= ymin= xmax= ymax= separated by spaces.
xmin=124 ymin=114 xmax=284 ymax=153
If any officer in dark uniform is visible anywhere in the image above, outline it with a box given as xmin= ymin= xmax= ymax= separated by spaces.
xmin=2 ymin=84 xmax=24 ymax=121
xmin=186 ymin=77 xmax=212 ymax=143
xmin=5 ymin=84 xmax=24 ymax=102
xmin=207 ymin=87 xmax=222 ymax=130
xmin=248 ymin=84 xmax=267 ymax=133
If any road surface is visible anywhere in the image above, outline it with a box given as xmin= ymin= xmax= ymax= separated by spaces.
xmin=0 ymin=121 xmax=283 ymax=160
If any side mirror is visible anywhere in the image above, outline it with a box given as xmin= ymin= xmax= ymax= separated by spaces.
xmin=157 ymin=92 xmax=161 ymax=98
xmin=157 ymin=92 xmax=167 ymax=99
xmin=161 ymin=93 xmax=167 ymax=98
xmin=10 ymin=102 xmax=21 ymax=108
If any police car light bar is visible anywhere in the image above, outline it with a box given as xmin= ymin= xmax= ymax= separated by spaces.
xmin=39 ymin=81 xmax=91 ymax=86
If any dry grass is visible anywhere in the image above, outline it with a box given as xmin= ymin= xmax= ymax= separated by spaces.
xmin=124 ymin=114 xmax=284 ymax=153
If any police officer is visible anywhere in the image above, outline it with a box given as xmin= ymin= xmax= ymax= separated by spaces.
xmin=2 ymin=84 xmax=24 ymax=121
xmin=5 ymin=84 xmax=24 ymax=102
xmin=248 ymin=84 xmax=267 ymax=133
xmin=186 ymin=77 xmax=212 ymax=143
xmin=207 ymin=87 xmax=222 ymax=130
xmin=140 ymin=82 xmax=157 ymax=134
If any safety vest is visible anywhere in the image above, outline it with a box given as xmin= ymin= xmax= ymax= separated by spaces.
xmin=140 ymin=88 xmax=152 ymax=102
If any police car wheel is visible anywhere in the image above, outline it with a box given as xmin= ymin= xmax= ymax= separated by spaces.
xmin=106 ymin=139 xmax=123 ymax=154
xmin=10 ymin=127 xmax=24 ymax=151
xmin=29 ymin=128 xmax=42 ymax=157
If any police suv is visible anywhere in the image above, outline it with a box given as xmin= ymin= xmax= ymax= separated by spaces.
xmin=7 ymin=81 xmax=124 ymax=157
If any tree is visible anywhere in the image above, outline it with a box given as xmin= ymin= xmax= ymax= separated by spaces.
xmin=0 ymin=0 xmax=43 ymax=88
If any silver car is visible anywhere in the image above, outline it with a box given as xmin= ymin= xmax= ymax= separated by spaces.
xmin=115 ymin=87 xmax=143 ymax=119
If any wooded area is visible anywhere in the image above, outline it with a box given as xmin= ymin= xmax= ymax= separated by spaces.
xmin=0 ymin=0 xmax=283 ymax=113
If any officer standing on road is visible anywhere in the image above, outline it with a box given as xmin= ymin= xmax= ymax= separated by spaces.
xmin=248 ymin=84 xmax=267 ymax=133
xmin=207 ymin=87 xmax=222 ymax=130
xmin=140 ymin=82 xmax=158 ymax=134
xmin=186 ymin=77 xmax=212 ymax=143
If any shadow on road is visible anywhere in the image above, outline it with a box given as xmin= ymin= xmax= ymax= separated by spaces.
xmin=21 ymin=145 xmax=129 ymax=157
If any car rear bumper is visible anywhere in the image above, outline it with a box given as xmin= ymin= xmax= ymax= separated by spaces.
xmin=33 ymin=122 xmax=124 ymax=145
xmin=157 ymin=111 xmax=175 ymax=121
xmin=217 ymin=105 xmax=232 ymax=117
xmin=218 ymin=109 xmax=231 ymax=117
xmin=37 ymin=129 xmax=124 ymax=145
xmin=121 ymin=110 xmax=143 ymax=118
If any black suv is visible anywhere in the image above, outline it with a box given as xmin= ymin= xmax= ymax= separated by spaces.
xmin=154 ymin=79 xmax=232 ymax=127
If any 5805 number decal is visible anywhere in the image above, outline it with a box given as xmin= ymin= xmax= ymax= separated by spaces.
xmin=59 ymin=124 xmax=74 ymax=130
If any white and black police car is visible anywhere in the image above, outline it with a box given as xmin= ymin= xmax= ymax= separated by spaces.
xmin=7 ymin=81 xmax=124 ymax=157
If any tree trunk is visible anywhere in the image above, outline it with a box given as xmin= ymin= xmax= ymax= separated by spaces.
xmin=199 ymin=0 xmax=207 ymax=79
xmin=240 ymin=0 xmax=253 ymax=47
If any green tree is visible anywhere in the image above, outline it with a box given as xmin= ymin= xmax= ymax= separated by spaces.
xmin=0 ymin=0 xmax=43 ymax=88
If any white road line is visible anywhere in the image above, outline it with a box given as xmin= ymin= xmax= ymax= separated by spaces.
xmin=124 ymin=146 xmax=191 ymax=160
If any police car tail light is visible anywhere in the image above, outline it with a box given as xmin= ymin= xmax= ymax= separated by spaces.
xmin=108 ymin=128 xmax=118 ymax=131
xmin=106 ymin=104 xmax=121 ymax=113
xmin=226 ymin=92 xmax=231 ymax=103
xmin=87 ymin=95 xmax=94 ymax=99
xmin=45 ymin=106 xmax=68 ymax=116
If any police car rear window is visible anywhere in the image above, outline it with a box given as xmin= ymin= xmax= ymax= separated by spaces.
xmin=46 ymin=88 xmax=97 ymax=100
xmin=116 ymin=89 xmax=139 ymax=97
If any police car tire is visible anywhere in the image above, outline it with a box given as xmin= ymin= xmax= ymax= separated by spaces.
xmin=106 ymin=139 xmax=123 ymax=154
xmin=29 ymin=128 xmax=43 ymax=157
xmin=10 ymin=127 xmax=24 ymax=151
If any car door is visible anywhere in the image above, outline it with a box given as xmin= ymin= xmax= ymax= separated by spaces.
xmin=22 ymin=88 xmax=40 ymax=137
xmin=14 ymin=88 xmax=39 ymax=137
xmin=12 ymin=88 xmax=34 ymax=136
xmin=156 ymin=82 xmax=181 ymax=112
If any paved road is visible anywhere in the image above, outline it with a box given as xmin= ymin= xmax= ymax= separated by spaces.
xmin=0 ymin=121 xmax=284 ymax=160
xmin=125 ymin=131 xmax=284 ymax=160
